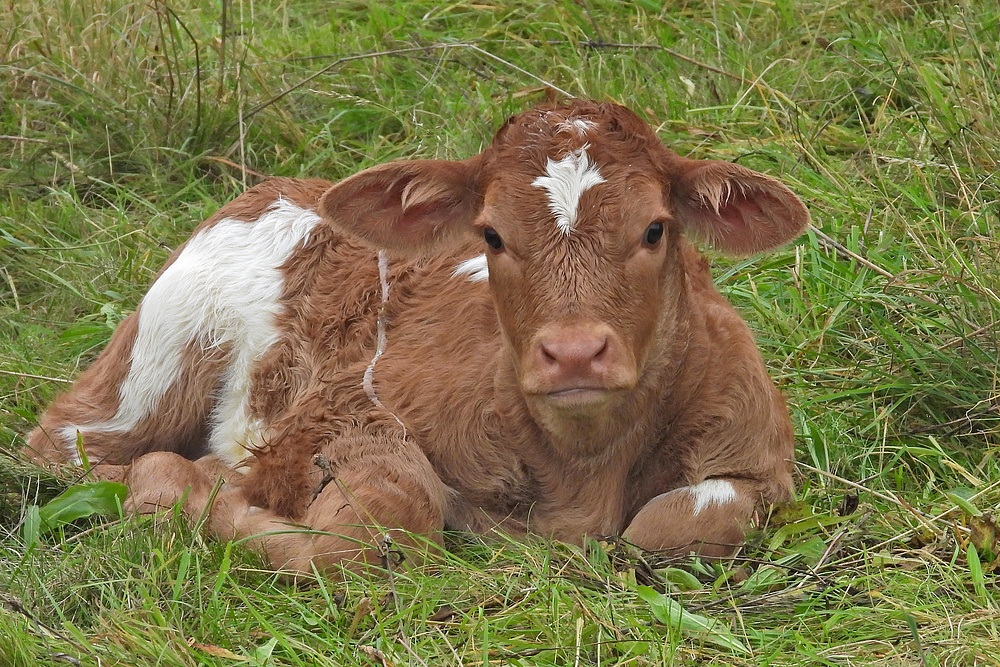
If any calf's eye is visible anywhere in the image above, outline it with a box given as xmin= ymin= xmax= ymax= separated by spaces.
xmin=484 ymin=227 xmax=504 ymax=251
xmin=644 ymin=221 xmax=665 ymax=246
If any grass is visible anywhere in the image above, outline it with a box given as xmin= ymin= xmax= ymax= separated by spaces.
xmin=2 ymin=0 xmax=1000 ymax=664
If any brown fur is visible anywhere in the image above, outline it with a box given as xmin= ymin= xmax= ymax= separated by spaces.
xmin=26 ymin=101 xmax=808 ymax=573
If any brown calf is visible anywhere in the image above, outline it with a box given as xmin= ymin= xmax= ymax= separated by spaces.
xmin=26 ymin=100 xmax=808 ymax=573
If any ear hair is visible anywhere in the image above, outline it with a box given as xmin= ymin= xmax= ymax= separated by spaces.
xmin=319 ymin=157 xmax=483 ymax=253
xmin=666 ymin=158 xmax=810 ymax=256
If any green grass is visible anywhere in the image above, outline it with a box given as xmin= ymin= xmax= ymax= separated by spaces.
xmin=3 ymin=0 xmax=1000 ymax=664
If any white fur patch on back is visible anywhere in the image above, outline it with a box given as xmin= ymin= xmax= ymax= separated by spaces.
xmin=452 ymin=254 xmax=489 ymax=282
xmin=688 ymin=479 xmax=739 ymax=515
xmin=532 ymin=146 xmax=605 ymax=235
xmin=62 ymin=198 xmax=322 ymax=465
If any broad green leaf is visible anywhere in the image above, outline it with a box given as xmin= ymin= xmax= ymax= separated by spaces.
xmin=768 ymin=513 xmax=851 ymax=552
xmin=768 ymin=500 xmax=815 ymax=526
xmin=660 ymin=567 xmax=703 ymax=592
xmin=636 ymin=585 xmax=750 ymax=654
xmin=741 ymin=565 xmax=787 ymax=593
xmin=22 ymin=504 xmax=41 ymax=547
xmin=251 ymin=637 xmax=279 ymax=666
xmin=609 ymin=640 xmax=649 ymax=659
xmin=37 ymin=481 xmax=127 ymax=533
xmin=947 ymin=491 xmax=982 ymax=518
xmin=788 ymin=535 xmax=829 ymax=565
xmin=967 ymin=544 xmax=988 ymax=604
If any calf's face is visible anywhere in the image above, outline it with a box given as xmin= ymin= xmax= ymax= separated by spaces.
xmin=320 ymin=102 xmax=809 ymax=427
xmin=479 ymin=160 xmax=674 ymax=420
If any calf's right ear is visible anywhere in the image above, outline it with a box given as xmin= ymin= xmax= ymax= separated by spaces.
xmin=319 ymin=158 xmax=483 ymax=253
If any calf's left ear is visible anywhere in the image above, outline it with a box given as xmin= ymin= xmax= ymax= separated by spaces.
xmin=319 ymin=157 xmax=483 ymax=253
xmin=666 ymin=158 xmax=810 ymax=256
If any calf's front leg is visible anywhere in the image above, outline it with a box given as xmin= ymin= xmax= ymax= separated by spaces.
xmin=622 ymin=478 xmax=764 ymax=558
xmin=213 ymin=430 xmax=449 ymax=574
xmin=123 ymin=430 xmax=448 ymax=574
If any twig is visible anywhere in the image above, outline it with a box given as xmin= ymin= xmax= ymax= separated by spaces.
xmin=0 ymin=369 xmax=72 ymax=384
xmin=159 ymin=2 xmax=203 ymax=139
xmin=574 ymin=39 xmax=749 ymax=85
xmin=376 ymin=528 xmax=431 ymax=667
xmin=805 ymin=228 xmax=993 ymax=369
xmin=904 ymin=404 xmax=999 ymax=438
xmin=231 ymin=43 xmax=571 ymax=133
xmin=434 ymin=627 xmax=464 ymax=663
xmin=395 ymin=634 xmax=430 ymax=667
xmin=275 ymin=38 xmax=750 ymax=130
xmin=463 ymin=44 xmax=573 ymax=97
xmin=2 ymin=595 xmax=87 ymax=658
xmin=379 ymin=532 xmax=402 ymax=616
xmin=202 ymin=155 xmax=267 ymax=180
xmin=809 ymin=224 xmax=895 ymax=279
xmin=813 ymin=521 xmax=851 ymax=570
xmin=868 ymin=476 xmax=1000 ymax=552
xmin=577 ymin=0 xmax=606 ymax=46
xmin=0 ymin=135 xmax=49 ymax=143
xmin=794 ymin=460 xmax=940 ymax=534
xmin=938 ymin=320 xmax=1000 ymax=350
xmin=806 ymin=222 xmax=990 ymax=341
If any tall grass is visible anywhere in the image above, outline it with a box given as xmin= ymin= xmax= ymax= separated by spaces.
xmin=2 ymin=1 xmax=999 ymax=665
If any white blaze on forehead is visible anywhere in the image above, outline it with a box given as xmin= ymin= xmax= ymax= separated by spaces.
xmin=452 ymin=254 xmax=489 ymax=282
xmin=687 ymin=479 xmax=739 ymax=515
xmin=555 ymin=118 xmax=597 ymax=136
xmin=531 ymin=146 xmax=605 ymax=235
xmin=61 ymin=198 xmax=323 ymax=465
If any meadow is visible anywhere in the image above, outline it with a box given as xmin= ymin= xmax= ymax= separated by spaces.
xmin=2 ymin=0 xmax=999 ymax=664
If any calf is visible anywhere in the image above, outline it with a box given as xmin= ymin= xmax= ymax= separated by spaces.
xmin=26 ymin=100 xmax=808 ymax=573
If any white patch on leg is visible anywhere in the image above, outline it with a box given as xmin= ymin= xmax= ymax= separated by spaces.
xmin=452 ymin=254 xmax=489 ymax=282
xmin=687 ymin=479 xmax=738 ymax=515
xmin=532 ymin=146 xmax=605 ymax=235
xmin=63 ymin=198 xmax=323 ymax=465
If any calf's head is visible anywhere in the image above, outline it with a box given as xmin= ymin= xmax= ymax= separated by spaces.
xmin=320 ymin=101 xmax=808 ymax=426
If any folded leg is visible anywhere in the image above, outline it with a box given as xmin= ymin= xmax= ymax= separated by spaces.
xmin=121 ymin=427 xmax=446 ymax=574
xmin=623 ymin=478 xmax=763 ymax=558
xmin=212 ymin=428 xmax=448 ymax=573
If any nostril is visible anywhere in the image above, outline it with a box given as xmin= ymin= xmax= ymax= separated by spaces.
xmin=593 ymin=337 xmax=609 ymax=362
xmin=541 ymin=345 xmax=558 ymax=365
